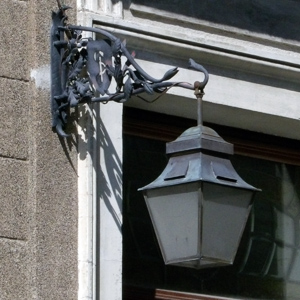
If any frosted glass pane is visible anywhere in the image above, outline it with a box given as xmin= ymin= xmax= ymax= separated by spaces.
xmin=268 ymin=245 xmax=292 ymax=279
xmin=202 ymin=183 xmax=253 ymax=262
xmin=289 ymin=249 xmax=300 ymax=282
xmin=274 ymin=208 xmax=295 ymax=245
xmin=146 ymin=183 xmax=200 ymax=263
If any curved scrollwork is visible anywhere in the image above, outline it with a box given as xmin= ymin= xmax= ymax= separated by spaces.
xmin=51 ymin=5 xmax=209 ymax=137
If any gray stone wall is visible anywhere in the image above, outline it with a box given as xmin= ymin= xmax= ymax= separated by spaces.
xmin=0 ymin=1 xmax=78 ymax=299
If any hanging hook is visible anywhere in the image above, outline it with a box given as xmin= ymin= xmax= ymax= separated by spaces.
xmin=188 ymin=60 xmax=209 ymax=126
xmin=194 ymin=81 xmax=205 ymax=126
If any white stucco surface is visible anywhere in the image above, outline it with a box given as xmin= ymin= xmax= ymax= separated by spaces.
xmin=30 ymin=65 xmax=51 ymax=90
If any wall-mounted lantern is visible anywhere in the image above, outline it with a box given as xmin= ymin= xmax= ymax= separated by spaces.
xmin=139 ymin=111 xmax=260 ymax=268
xmin=51 ymin=2 xmax=260 ymax=269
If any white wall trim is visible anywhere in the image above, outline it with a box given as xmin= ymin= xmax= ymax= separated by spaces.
xmin=129 ymin=3 xmax=300 ymax=53
xmin=78 ymin=104 xmax=96 ymax=300
xmin=96 ymin=102 xmax=123 ymax=300
xmin=77 ymin=103 xmax=123 ymax=300
xmin=86 ymin=17 xmax=300 ymax=140
xmin=77 ymin=0 xmax=123 ymax=16
xmin=77 ymin=8 xmax=123 ymax=300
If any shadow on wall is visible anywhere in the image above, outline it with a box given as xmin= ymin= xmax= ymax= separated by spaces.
xmin=129 ymin=0 xmax=300 ymax=41
xmin=76 ymin=105 xmax=122 ymax=233
xmin=97 ymin=114 xmax=122 ymax=232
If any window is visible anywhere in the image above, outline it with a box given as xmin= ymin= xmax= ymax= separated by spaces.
xmin=123 ymin=107 xmax=300 ymax=300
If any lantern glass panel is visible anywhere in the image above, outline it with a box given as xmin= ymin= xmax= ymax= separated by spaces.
xmin=202 ymin=182 xmax=253 ymax=263
xmin=145 ymin=183 xmax=200 ymax=264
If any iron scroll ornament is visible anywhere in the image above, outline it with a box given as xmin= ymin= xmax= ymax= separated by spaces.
xmin=51 ymin=5 xmax=209 ymax=137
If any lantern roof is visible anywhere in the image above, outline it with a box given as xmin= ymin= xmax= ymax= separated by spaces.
xmin=166 ymin=125 xmax=233 ymax=156
xmin=139 ymin=125 xmax=260 ymax=193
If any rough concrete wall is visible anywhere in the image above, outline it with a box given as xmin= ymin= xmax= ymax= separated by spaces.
xmin=0 ymin=1 xmax=78 ymax=299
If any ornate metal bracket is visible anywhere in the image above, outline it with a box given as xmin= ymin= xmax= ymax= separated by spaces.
xmin=51 ymin=4 xmax=209 ymax=137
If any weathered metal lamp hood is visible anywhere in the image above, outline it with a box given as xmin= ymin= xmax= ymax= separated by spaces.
xmin=51 ymin=1 xmax=260 ymax=269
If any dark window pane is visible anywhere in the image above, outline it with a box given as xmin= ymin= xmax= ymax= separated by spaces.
xmin=123 ymin=134 xmax=300 ymax=299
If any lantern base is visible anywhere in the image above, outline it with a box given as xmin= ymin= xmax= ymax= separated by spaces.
xmin=169 ymin=257 xmax=233 ymax=269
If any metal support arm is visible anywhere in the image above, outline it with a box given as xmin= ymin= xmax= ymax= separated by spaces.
xmin=51 ymin=4 xmax=209 ymax=136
